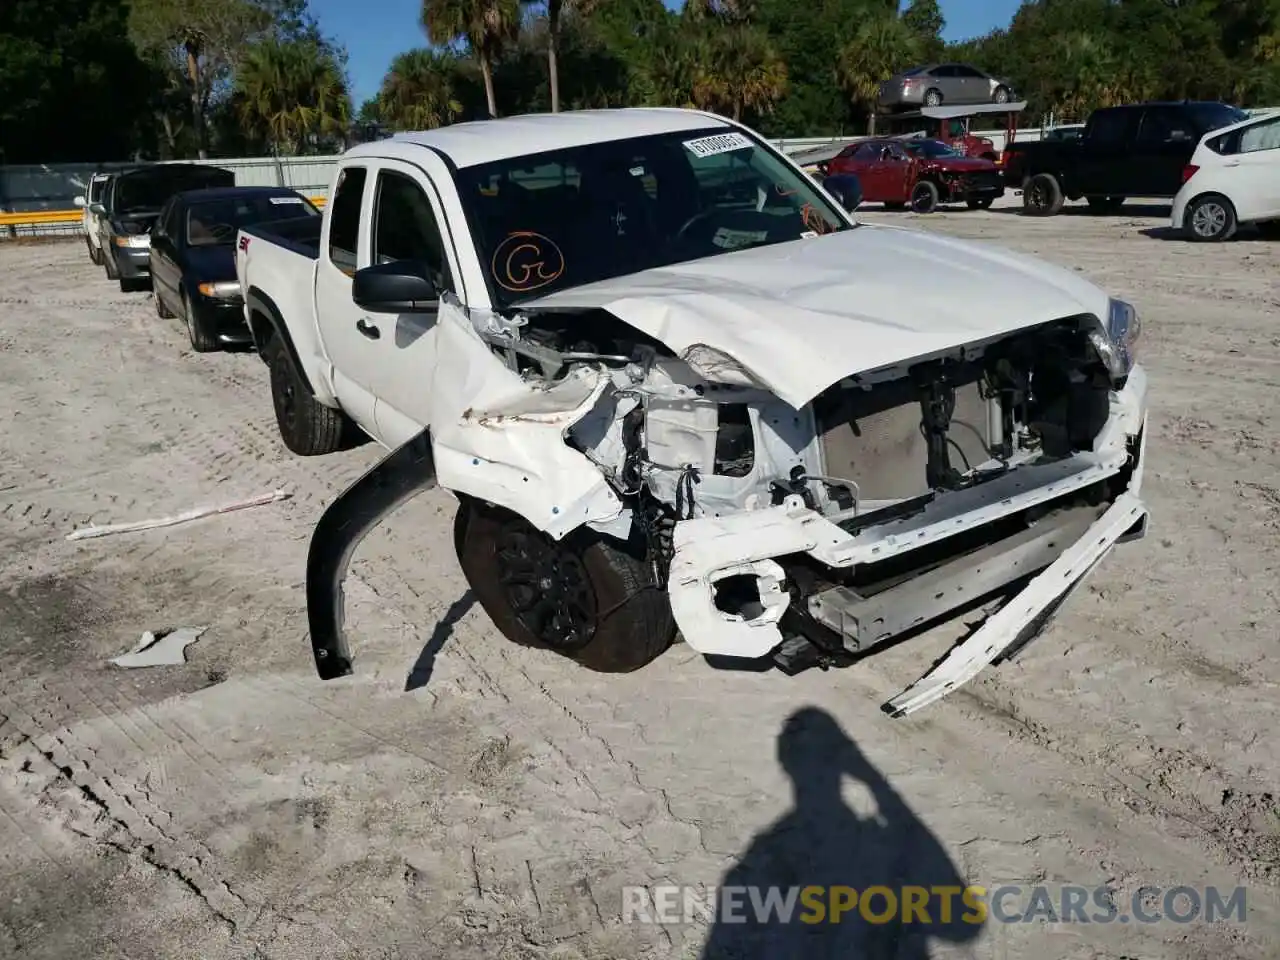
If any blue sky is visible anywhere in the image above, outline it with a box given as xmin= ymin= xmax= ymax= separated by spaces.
xmin=312 ymin=0 xmax=1024 ymax=105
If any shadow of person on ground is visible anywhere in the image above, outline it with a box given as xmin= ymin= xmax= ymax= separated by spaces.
xmin=405 ymin=591 xmax=474 ymax=691
xmin=700 ymin=707 xmax=984 ymax=959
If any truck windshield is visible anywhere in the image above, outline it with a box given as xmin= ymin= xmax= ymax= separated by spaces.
xmin=186 ymin=195 xmax=318 ymax=246
xmin=454 ymin=126 xmax=851 ymax=308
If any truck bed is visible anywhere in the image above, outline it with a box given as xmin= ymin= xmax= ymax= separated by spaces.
xmin=242 ymin=214 xmax=322 ymax=259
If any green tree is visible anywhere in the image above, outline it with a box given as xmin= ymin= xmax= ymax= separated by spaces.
xmin=377 ymin=49 xmax=465 ymax=129
xmin=128 ymin=0 xmax=319 ymax=158
xmin=236 ymin=36 xmax=351 ymax=154
xmin=902 ymin=0 xmax=945 ymax=60
xmin=0 ymin=0 xmax=151 ymax=162
xmin=421 ymin=0 xmax=524 ymax=118
xmin=838 ymin=15 xmax=922 ymax=133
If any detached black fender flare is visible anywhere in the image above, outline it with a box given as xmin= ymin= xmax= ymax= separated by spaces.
xmin=307 ymin=428 xmax=437 ymax=679
xmin=244 ymin=286 xmax=317 ymax=396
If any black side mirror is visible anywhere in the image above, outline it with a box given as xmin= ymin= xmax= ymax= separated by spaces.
xmin=822 ymin=174 xmax=862 ymax=212
xmin=352 ymin=259 xmax=439 ymax=314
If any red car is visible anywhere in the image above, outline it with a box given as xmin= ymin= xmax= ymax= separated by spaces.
xmin=824 ymin=137 xmax=1005 ymax=214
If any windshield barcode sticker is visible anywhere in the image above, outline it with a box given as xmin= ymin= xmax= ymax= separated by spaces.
xmin=269 ymin=196 xmax=303 ymax=204
xmin=682 ymin=132 xmax=753 ymax=158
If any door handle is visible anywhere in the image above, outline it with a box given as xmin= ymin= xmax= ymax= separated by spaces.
xmin=1224 ymin=159 xmax=1240 ymax=167
xmin=356 ymin=317 xmax=381 ymax=340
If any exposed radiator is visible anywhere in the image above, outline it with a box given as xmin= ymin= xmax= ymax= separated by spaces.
xmin=817 ymin=382 xmax=992 ymax=501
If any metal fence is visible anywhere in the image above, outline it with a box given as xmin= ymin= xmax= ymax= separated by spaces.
xmin=5 ymin=107 xmax=1277 ymax=239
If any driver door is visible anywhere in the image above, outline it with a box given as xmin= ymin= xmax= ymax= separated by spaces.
xmin=364 ymin=161 xmax=463 ymax=447
xmin=882 ymin=143 xmax=914 ymax=202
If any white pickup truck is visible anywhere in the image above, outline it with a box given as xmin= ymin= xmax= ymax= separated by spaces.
xmin=235 ymin=108 xmax=1149 ymax=715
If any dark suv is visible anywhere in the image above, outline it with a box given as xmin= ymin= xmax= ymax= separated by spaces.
xmin=1001 ymin=101 xmax=1250 ymax=216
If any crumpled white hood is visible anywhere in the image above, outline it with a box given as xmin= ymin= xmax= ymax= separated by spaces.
xmin=521 ymin=225 xmax=1111 ymax=409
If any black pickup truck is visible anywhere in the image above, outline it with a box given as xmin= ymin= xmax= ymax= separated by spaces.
xmin=1003 ymin=101 xmax=1250 ymax=215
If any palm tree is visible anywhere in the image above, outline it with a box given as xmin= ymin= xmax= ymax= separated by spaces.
xmin=421 ymin=0 xmax=523 ymax=118
xmin=546 ymin=0 xmax=600 ymax=112
xmin=837 ymin=16 xmax=922 ymax=134
xmin=237 ymin=38 xmax=351 ymax=155
xmin=694 ymin=25 xmax=787 ymax=122
xmin=378 ymin=49 xmax=465 ymax=130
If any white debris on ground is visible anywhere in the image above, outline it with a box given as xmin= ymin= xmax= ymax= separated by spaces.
xmin=109 ymin=626 xmax=209 ymax=668
xmin=1 ymin=198 xmax=1278 ymax=960
xmin=66 ymin=489 xmax=291 ymax=540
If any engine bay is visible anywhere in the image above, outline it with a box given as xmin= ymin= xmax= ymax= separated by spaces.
xmin=477 ymin=307 xmax=1119 ymax=555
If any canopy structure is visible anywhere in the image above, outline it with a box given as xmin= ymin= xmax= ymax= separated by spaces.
xmin=879 ymin=101 xmax=1028 ymax=121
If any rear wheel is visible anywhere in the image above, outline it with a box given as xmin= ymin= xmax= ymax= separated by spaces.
xmin=457 ymin=500 xmax=675 ymax=673
xmin=1086 ymin=195 xmax=1126 ymax=214
xmin=967 ymin=197 xmax=994 ymax=211
xmin=923 ymin=88 xmax=943 ymax=107
xmin=86 ymin=236 xmax=102 ymax=265
xmin=265 ymin=336 xmax=347 ymax=455
xmin=910 ymin=180 xmax=940 ymax=214
xmin=1022 ymin=173 xmax=1064 ymax=216
xmin=1183 ymin=194 xmax=1237 ymax=242
xmin=103 ymin=248 xmax=118 ymax=280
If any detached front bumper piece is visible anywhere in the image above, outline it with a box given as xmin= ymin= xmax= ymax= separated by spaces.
xmin=307 ymin=429 xmax=436 ymax=679
xmin=882 ymin=491 xmax=1146 ymax=716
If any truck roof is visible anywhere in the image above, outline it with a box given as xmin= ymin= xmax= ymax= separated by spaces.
xmin=343 ymin=107 xmax=732 ymax=169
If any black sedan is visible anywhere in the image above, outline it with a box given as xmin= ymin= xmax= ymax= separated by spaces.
xmin=150 ymin=186 xmax=320 ymax=351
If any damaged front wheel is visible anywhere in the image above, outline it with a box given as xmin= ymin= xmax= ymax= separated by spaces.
xmin=457 ymin=500 xmax=675 ymax=673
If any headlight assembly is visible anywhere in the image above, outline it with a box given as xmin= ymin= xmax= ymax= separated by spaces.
xmin=197 ymin=281 xmax=242 ymax=299
xmin=1089 ymin=298 xmax=1140 ymax=381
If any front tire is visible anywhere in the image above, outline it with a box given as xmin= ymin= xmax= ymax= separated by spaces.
xmin=86 ymin=236 xmax=103 ymax=265
xmin=910 ymin=180 xmax=940 ymax=214
xmin=457 ymin=500 xmax=675 ymax=673
xmin=1022 ymin=173 xmax=1065 ymax=216
xmin=1183 ymin=194 xmax=1237 ymax=242
xmin=104 ymin=248 xmax=119 ymax=280
xmin=265 ymin=336 xmax=347 ymax=455
xmin=993 ymin=85 xmax=1011 ymax=104
xmin=183 ymin=290 xmax=218 ymax=352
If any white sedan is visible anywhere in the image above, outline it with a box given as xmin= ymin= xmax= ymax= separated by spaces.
xmin=1172 ymin=110 xmax=1280 ymax=241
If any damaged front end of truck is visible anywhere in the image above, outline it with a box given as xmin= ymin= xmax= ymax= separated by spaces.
xmin=306 ymin=244 xmax=1148 ymax=716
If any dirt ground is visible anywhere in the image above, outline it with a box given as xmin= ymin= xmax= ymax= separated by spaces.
xmin=1 ymin=198 xmax=1278 ymax=960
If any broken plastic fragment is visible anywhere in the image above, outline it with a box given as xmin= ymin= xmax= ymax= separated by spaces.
xmin=110 ymin=627 xmax=208 ymax=668
xmin=67 ymin=489 xmax=291 ymax=541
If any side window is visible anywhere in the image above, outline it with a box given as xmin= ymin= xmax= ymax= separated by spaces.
xmin=1240 ymin=116 xmax=1280 ymax=154
xmin=852 ymin=143 xmax=880 ymax=161
xmin=955 ymin=65 xmax=983 ymax=78
xmin=933 ymin=65 xmax=956 ymax=78
xmin=1136 ymin=107 xmax=1190 ymax=145
xmin=371 ymin=170 xmax=453 ymax=292
xmin=1088 ymin=109 xmax=1139 ymax=145
xmin=327 ymin=166 xmax=367 ymax=275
